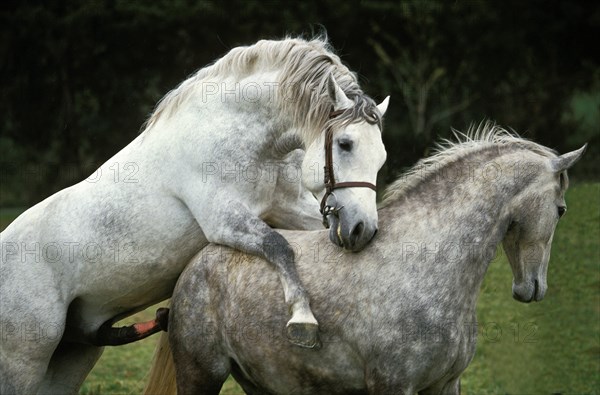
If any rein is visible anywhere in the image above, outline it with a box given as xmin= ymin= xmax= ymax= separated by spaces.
xmin=319 ymin=109 xmax=377 ymax=227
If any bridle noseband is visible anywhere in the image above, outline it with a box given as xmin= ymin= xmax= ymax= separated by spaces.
xmin=319 ymin=109 xmax=377 ymax=228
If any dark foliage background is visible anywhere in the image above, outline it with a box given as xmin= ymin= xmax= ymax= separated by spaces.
xmin=1 ymin=0 xmax=598 ymax=206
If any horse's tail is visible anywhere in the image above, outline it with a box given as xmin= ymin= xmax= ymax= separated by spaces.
xmin=143 ymin=331 xmax=177 ymax=395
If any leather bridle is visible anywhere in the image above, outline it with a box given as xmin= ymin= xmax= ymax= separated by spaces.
xmin=319 ymin=109 xmax=377 ymax=227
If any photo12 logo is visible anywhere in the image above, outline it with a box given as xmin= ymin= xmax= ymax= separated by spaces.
xmin=85 ymin=162 xmax=139 ymax=183
xmin=1 ymin=240 xmax=139 ymax=265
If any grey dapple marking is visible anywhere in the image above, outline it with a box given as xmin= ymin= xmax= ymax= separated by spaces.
xmin=157 ymin=125 xmax=585 ymax=394
xmin=0 ymin=37 xmax=388 ymax=394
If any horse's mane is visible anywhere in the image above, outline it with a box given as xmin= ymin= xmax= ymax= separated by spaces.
xmin=142 ymin=36 xmax=380 ymax=144
xmin=381 ymin=122 xmax=558 ymax=206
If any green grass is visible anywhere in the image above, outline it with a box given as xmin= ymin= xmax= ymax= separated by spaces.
xmin=2 ymin=183 xmax=598 ymax=394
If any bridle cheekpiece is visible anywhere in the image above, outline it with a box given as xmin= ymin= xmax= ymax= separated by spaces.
xmin=319 ymin=109 xmax=377 ymax=228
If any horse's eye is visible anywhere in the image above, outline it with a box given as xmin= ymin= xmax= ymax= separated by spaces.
xmin=557 ymin=206 xmax=567 ymax=218
xmin=338 ymin=138 xmax=353 ymax=152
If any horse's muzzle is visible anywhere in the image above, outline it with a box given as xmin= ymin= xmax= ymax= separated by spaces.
xmin=512 ymin=279 xmax=546 ymax=303
xmin=327 ymin=214 xmax=377 ymax=252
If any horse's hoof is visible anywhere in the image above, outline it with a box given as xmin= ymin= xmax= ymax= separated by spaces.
xmin=286 ymin=322 xmax=321 ymax=349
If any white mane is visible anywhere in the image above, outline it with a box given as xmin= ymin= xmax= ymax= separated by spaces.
xmin=142 ymin=37 xmax=379 ymax=144
xmin=381 ymin=122 xmax=558 ymax=205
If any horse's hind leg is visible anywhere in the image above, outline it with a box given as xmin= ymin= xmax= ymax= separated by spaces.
xmin=0 ymin=285 xmax=66 ymax=394
xmin=169 ymin=324 xmax=229 ymax=395
xmin=201 ymin=203 xmax=319 ymax=348
xmin=174 ymin=360 xmax=228 ymax=395
xmin=420 ymin=377 xmax=461 ymax=395
xmin=38 ymin=342 xmax=103 ymax=394
xmin=0 ymin=349 xmax=51 ymax=395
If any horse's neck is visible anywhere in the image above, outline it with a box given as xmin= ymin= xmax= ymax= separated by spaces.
xmin=380 ymin=156 xmax=527 ymax=311
xmin=140 ymin=74 xmax=299 ymax=160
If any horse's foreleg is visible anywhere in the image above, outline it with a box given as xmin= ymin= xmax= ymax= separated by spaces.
xmin=202 ymin=203 xmax=319 ymax=349
xmin=262 ymin=231 xmax=320 ymax=349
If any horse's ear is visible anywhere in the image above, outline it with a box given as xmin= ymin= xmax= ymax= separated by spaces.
xmin=377 ymin=96 xmax=390 ymax=116
xmin=550 ymin=144 xmax=587 ymax=172
xmin=327 ymin=74 xmax=354 ymax=111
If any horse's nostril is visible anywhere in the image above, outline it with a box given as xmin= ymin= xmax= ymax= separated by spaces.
xmin=350 ymin=222 xmax=364 ymax=240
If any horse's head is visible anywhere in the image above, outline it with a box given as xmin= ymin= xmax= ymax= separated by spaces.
xmin=502 ymin=145 xmax=586 ymax=303
xmin=302 ymin=76 xmax=388 ymax=252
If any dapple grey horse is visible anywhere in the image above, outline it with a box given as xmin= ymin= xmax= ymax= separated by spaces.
xmin=0 ymin=37 xmax=389 ymax=394
xmin=154 ymin=126 xmax=585 ymax=394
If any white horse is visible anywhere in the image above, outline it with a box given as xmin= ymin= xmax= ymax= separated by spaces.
xmin=0 ymin=37 xmax=389 ymax=394
xmin=150 ymin=126 xmax=585 ymax=394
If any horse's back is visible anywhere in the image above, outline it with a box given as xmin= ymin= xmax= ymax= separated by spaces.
xmin=170 ymin=237 xmax=373 ymax=394
xmin=170 ymin=227 xmax=476 ymax=393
